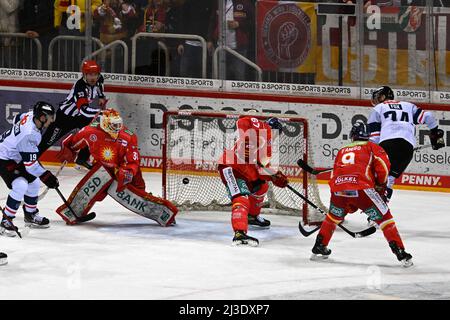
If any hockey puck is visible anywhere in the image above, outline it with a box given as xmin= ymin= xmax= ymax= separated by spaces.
xmin=182 ymin=178 xmax=189 ymax=184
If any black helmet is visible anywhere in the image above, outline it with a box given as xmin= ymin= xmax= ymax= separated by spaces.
xmin=33 ymin=101 xmax=55 ymax=119
xmin=350 ymin=122 xmax=370 ymax=141
xmin=266 ymin=117 xmax=283 ymax=133
xmin=371 ymin=86 xmax=394 ymax=106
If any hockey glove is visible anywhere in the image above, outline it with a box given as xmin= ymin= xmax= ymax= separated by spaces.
xmin=375 ymin=184 xmax=388 ymax=202
xmin=117 ymin=168 xmax=133 ymax=192
xmin=40 ymin=170 xmax=59 ymax=189
xmin=271 ymin=171 xmax=288 ymax=188
xmin=429 ymin=127 xmax=445 ymax=150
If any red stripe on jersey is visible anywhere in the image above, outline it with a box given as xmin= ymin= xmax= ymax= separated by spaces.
xmin=418 ymin=111 xmax=425 ymax=124
xmin=370 ymin=132 xmax=380 ymax=137
xmin=24 ymin=161 xmax=36 ymax=167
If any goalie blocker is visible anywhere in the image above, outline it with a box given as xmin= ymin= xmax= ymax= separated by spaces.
xmin=56 ymin=163 xmax=177 ymax=226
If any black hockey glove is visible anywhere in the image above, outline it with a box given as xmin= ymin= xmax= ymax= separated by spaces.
xmin=429 ymin=127 xmax=445 ymax=150
xmin=40 ymin=170 xmax=59 ymax=189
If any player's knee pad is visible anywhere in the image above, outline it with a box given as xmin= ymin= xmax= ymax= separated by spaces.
xmin=231 ymin=195 xmax=250 ymax=231
xmin=25 ymin=178 xmax=41 ymax=197
xmin=10 ymin=177 xmax=29 ymax=201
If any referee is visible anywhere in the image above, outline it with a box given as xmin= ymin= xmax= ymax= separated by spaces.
xmin=38 ymin=60 xmax=107 ymax=167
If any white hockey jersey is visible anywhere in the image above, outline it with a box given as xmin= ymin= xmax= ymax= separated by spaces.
xmin=0 ymin=111 xmax=46 ymax=177
xmin=367 ymin=100 xmax=438 ymax=147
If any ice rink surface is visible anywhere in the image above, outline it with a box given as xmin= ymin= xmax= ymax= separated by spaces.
xmin=1 ymin=166 xmax=450 ymax=300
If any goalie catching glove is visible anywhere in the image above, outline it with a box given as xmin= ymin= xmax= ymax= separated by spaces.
xmin=429 ymin=127 xmax=445 ymax=150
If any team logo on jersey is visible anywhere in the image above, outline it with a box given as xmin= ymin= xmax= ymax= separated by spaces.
xmin=335 ymin=175 xmax=358 ymax=185
xmin=101 ymin=147 xmax=115 ymax=161
xmin=89 ymin=134 xmax=97 ymax=142
xmin=261 ymin=3 xmax=311 ymax=68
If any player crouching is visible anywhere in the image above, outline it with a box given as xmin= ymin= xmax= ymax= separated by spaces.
xmin=218 ymin=115 xmax=289 ymax=247
xmin=57 ymin=108 xmax=177 ymax=226
xmin=311 ymin=122 xmax=413 ymax=267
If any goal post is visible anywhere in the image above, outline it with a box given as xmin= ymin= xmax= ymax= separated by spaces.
xmin=162 ymin=110 xmax=325 ymax=225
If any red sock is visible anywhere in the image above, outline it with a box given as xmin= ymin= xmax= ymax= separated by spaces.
xmin=318 ymin=214 xmax=342 ymax=246
xmin=376 ymin=211 xmax=405 ymax=249
xmin=231 ymin=196 xmax=250 ymax=232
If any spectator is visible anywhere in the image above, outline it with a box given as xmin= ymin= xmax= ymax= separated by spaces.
xmin=177 ymin=0 xmax=215 ymax=78
xmin=135 ymin=0 xmax=167 ymax=75
xmin=53 ymin=0 xmax=102 ymax=71
xmin=0 ymin=0 xmax=22 ymax=68
xmin=94 ymin=1 xmax=137 ymax=44
xmin=164 ymin=0 xmax=184 ymax=76
xmin=210 ymin=0 xmax=255 ymax=81
xmin=19 ymin=0 xmax=56 ymax=70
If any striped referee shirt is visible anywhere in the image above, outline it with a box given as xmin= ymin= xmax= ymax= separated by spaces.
xmin=58 ymin=75 xmax=106 ymax=118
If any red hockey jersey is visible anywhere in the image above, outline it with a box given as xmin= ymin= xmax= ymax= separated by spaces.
xmin=329 ymin=140 xmax=390 ymax=192
xmin=219 ymin=116 xmax=274 ymax=182
xmin=62 ymin=122 xmax=140 ymax=176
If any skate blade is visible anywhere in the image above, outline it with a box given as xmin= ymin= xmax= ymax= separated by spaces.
xmin=24 ymin=222 xmax=50 ymax=229
xmin=0 ymin=258 xmax=8 ymax=266
xmin=401 ymin=259 xmax=414 ymax=268
xmin=310 ymin=253 xmax=330 ymax=261
xmin=232 ymin=239 xmax=259 ymax=247
xmin=248 ymin=224 xmax=270 ymax=230
xmin=0 ymin=229 xmax=17 ymax=237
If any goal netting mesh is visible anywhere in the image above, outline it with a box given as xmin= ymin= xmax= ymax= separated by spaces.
xmin=162 ymin=110 xmax=326 ymax=225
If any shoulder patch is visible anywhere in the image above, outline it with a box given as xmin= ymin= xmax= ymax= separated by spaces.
xmin=124 ymin=129 xmax=134 ymax=136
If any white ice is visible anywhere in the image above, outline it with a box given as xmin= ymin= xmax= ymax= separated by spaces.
xmin=1 ymin=166 xmax=450 ymax=300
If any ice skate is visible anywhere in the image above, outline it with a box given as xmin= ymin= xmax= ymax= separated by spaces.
xmin=232 ymin=230 xmax=259 ymax=247
xmin=248 ymin=214 xmax=270 ymax=229
xmin=0 ymin=252 xmax=7 ymax=266
xmin=311 ymin=235 xmax=332 ymax=260
xmin=23 ymin=207 xmax=50 ymax=229
xmin=389 ymin=241 xmax=413 ymax=268
xmin=0 ymin=212 xmax=19 ymax=237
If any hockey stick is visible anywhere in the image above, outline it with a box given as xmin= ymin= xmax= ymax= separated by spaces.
xmin=414 ymin=143 xmax=433 ymax=151
xmin=297 ymin=159 xmax=332 ymax=175
xmin=38 ymin=160 xmax=67 ymax=201
xmin=55 ymin=187 xmax=96 ymax=223
xmin=286 ymin=184 xmax=376 ymax=238
xmin=257 ymin=162 xmax=375 ymax=238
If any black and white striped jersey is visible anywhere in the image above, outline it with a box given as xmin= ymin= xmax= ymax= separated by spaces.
xmin=58 ymin=75 xmax=106 ymax=118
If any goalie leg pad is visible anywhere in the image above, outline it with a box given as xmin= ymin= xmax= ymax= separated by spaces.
xmin=107 ymin=182 xmax=178 ymax=227
xmin=56 ymin=163 xmax=114 ymax=224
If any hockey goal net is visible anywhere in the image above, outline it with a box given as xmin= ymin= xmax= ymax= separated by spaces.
xmin=162 ymin=110 xmax=325 ymax=225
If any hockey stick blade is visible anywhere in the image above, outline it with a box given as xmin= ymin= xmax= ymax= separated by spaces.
xmin=297 ymin=159 xmax=332 ymax=175
xmin=298 ymin=221 xmax=321 ymax=237
xmin=76 ymin=212 xmax=96 ymax=223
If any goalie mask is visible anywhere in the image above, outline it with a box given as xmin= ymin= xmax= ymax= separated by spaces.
xmin=100 ymin=108 xmax=123 ymax=139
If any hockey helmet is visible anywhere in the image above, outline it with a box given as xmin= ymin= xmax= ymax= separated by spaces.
xmin=33 ymin=101 xmax=55 ymax=120
xmin=81 ymin=60 xmax=101 ymax=74
xmin=350 ymin=122 xmax=370 ymax=141
xmin=371 ymin=86 xmax=394 ymax=106
xmin=266 ymin=117 xmax=283 ymax=133
xmin=99 ymin=108 xmax=123 ymax=139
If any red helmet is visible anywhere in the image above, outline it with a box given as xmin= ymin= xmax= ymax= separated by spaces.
xmin=81 ymin=60 xmax=101 ymax=74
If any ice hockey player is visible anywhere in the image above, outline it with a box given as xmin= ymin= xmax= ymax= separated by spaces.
xmin=311 ymin=122 xmax=413 ymax=267
xmin=0 ymin=102 xmax=60 ymax=236
xmin=38 ymin=60 xmax=107 ymax=169
xmin=0 ymin=252 xmax=7 ymax=266
xmin=368 ymin=86 xmax=445 ymax=202
xmin=57 ymin=108 xmax=177 ymax=226
xmin=218 ymin=115 xmax=289 ymax=247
